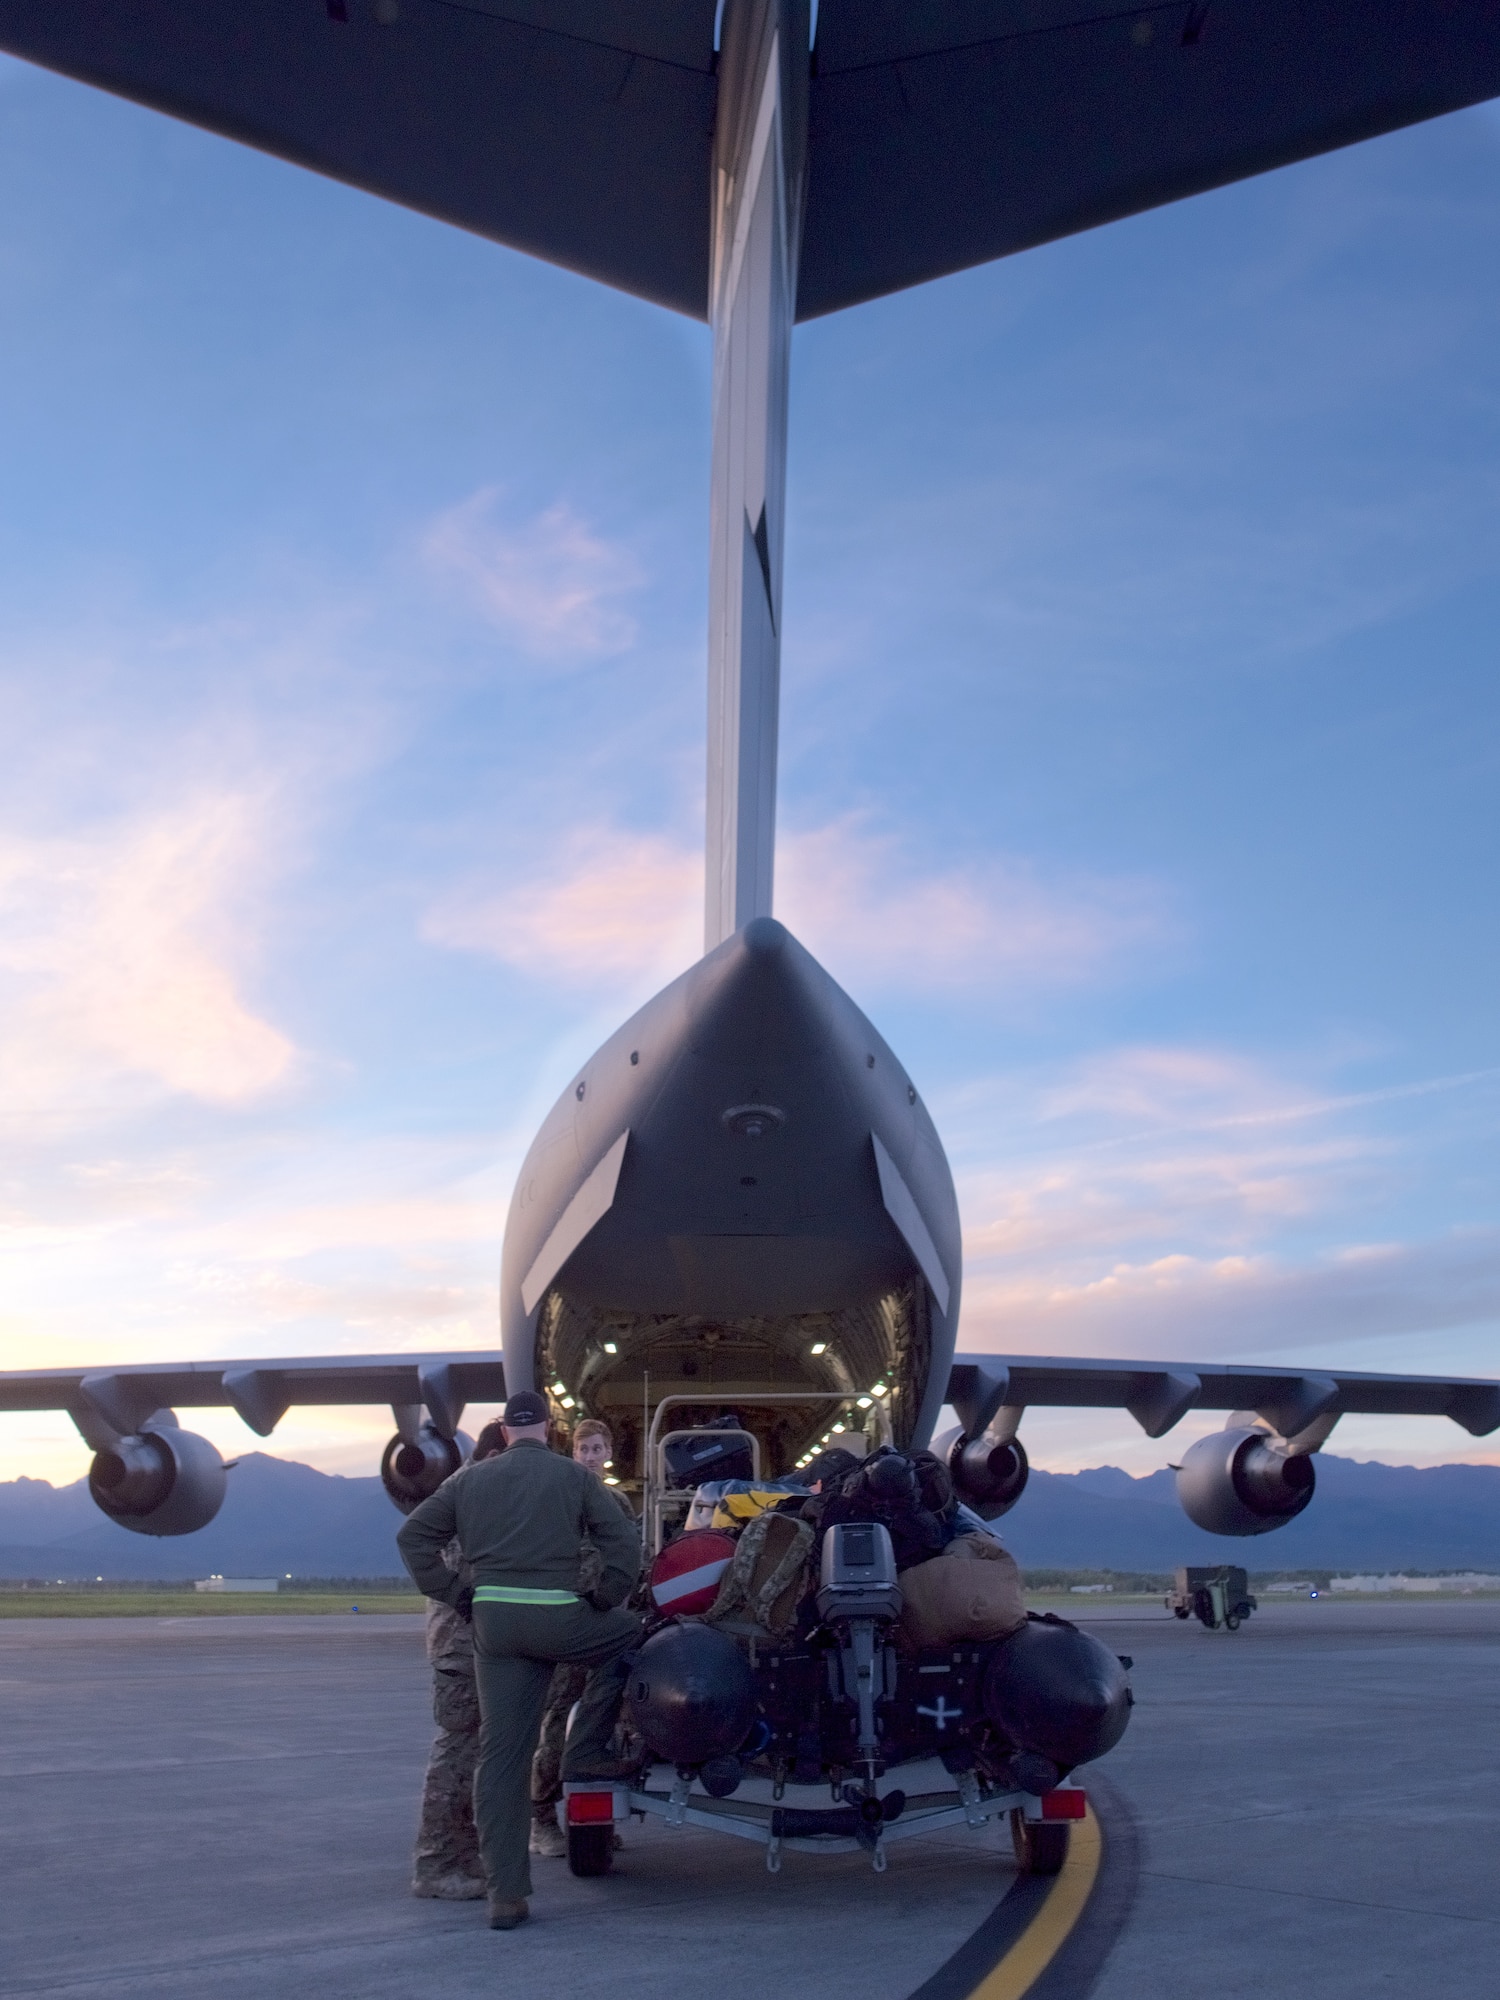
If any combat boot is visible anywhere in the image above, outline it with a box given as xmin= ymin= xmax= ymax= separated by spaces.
xmin=488 ymin=1896 xmax=529 ymax=1930
xmin=529 ymin=1817 xmax=567 ymax=1858
xmin=411 ymin=1868 xmax=486 ymax=1900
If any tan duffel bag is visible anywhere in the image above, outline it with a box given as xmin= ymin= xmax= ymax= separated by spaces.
xmin=898 ymin=1533 xmax=1027 ymax=1649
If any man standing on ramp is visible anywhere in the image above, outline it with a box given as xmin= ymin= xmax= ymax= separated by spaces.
xmin=398 ymin=1389 xmax=642 ymax=1930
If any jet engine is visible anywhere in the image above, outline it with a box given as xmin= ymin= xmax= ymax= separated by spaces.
xmin=936 ymin=1426 xmax=1030 ymax=1518
xmin=1175 ymin=1426 xmax=1316 ymax=1536
xmin=380 ymin=1424 xmax=472 ymax=1512
xmin=88 ymin=1424 xmax=227 ymax=1537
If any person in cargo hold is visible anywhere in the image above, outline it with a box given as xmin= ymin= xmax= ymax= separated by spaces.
xmin=530 ymin=1416 xmax=637 ymax=1860
xmin=397 ymin=1389 xmax=643 ymax=1931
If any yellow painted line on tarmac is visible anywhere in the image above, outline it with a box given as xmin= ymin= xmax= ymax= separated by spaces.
xmin=968 ymin=1809 xmax=1102 ymax=2000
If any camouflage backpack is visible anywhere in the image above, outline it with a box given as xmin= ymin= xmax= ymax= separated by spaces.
xmin=705 ymin=1509 xmax=815 ymax=1639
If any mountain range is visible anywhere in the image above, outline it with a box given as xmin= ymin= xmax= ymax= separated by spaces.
xmin=2 ymin=1449 xmax=1499 ymax=1579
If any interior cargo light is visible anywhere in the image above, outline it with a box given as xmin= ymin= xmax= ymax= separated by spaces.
xmin=552 ymin=1381 xmax=567 ymax=1394
xmin=857 ymin=1396 xmax=873 ymax=1408
xmin=602 ymin=1341 xmax=618 ymax=1354
xmin=560 ymin=1395 xmax=576 ymax=1409
xmin=871 ymin=1382 xmax=888 ymax=1396
xmin=810 ymin=1342 xmax=827 ymax=1354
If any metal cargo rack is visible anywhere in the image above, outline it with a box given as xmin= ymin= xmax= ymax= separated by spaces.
xmin=642 ymin=1389 xmax=894 ymax=1553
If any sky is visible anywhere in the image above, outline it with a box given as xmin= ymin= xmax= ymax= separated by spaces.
xmin=0 ymin=54 xmax=1497 ymax=1487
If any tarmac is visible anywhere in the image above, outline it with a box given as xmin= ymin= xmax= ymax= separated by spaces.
xmin=2 ymin=1598 xmax=1497 ymax=1999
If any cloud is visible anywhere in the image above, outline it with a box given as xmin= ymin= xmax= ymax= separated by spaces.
xmin=776 ymin=818 xmax=1170 ymax=995
xmin=958 ymin=1228 xmax=1500 ymax=1363
xmin=423 ymin=826 xmax=702 ymax=990
xmin=0 ymin=793 xmax=296 ymax=1117
xmin=163 ymin=1259 xmax=486 ymax=1338
xmin=1036 ymin=1044 xmax=1300 ymax=1130
xmin=949 ymin=1042 xmax=1500 ymax=1369
xmin=423 ymin=814 xmax=1167 ymax=1002
xmin=422 ymin=490 xmax=642 ymax=660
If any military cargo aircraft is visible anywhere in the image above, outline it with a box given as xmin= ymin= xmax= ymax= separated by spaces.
xmin=1 ymin=0 xmax=1497 ymax=1872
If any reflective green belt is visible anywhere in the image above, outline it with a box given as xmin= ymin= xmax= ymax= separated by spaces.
xmin=472 ymin=1585 xmax=579 ymax=1606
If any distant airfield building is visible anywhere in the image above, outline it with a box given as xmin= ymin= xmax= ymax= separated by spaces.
xmin=1327 ymin=1574 xmax=1500 ymax=1594
xmin=193 ymin=1577 xmax=278 ymax=1594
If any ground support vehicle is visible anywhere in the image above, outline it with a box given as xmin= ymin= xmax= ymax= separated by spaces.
xmin=1166 ymin=1565 xmax=1257 ymax=1631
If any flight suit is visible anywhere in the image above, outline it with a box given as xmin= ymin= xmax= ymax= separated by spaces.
xmin=411 ymin=1541 xmax=483 ymax=1893
xmin=398 ymin=1440 xmax=642 ymax=1904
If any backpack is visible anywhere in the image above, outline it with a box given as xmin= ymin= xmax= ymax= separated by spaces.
xmin=817 ymin=1446 xmax=959 ymax=1573
xmin=705 ymin=1509 xmax=815 ymax=1639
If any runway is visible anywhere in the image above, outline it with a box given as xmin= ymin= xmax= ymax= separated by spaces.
xmin=2 ymin=1599 xmax=1497 ymax=1999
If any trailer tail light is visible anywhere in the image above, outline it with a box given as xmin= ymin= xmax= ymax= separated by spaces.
xmin=567 ymin=1790 xmax=616 ymax=1824
xmin=1040 ymin=1789 xmax=1087 ymax=1820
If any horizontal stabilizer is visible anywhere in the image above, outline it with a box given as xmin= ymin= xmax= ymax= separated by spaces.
xmin=3 ymin=2 xmax=1498 ymax=321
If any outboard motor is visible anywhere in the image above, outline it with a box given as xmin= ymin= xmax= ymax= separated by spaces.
xmin=983 ymin=1616 xmax=1131 ymax=1771
xmin=1175 ymin=1426 xmax=1316 ymax=1536
xmin=380 ymin=1424 xmax=473 ymax=1512
xmin=817 ymin=1520 xmax=904 ymax=1790
xmin=627 ymin=1622 xmax=756 ymax=1766
xmin=88 ymin=1420 xmax=227 ymax=1537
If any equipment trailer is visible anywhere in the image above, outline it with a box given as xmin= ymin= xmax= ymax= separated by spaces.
xmin=563 ymin=1769 xmax=1087 ymax=1877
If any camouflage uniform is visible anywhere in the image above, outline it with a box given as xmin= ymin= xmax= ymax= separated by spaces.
xmin=530 ymin=1488 xmax=636 ymax=1834
xmin=412 ymin=1540 xmax=484 ymax=1893
xmin=530 ymin=1660 xmax=591 ymax=1830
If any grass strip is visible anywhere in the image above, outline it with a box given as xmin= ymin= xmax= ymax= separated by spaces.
xmin=0 ymin=1592 xmax=424 ymax=1618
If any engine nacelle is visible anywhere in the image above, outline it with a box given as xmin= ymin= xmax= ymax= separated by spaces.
xmin=381 ymin=1424 xmax=472 ymax=1513
xmin=1176 ymin=1426 xmax=1316 ymax=1536
xmin=88 ymin=1425 xmax=227 ymax=1537
xmin=939 ymin=1427 xmax=1030 ymax=1519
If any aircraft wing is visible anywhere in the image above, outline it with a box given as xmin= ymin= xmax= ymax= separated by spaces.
xmin=0 ymin=0 xmax=719 ymax=317
xmin=947 ymin=1353 xmax=1500 ymax=1442
xmin=800 ymin=0 xmax=1500 ymax=317
xmin=0 ymin=1352 xmax=505 ymax=1442
xmin=2 ymin=1 xmax=1499 ymax=322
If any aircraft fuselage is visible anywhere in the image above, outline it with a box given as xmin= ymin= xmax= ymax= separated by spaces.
xmin=499 ymin=917 xmax=961 ymax=1482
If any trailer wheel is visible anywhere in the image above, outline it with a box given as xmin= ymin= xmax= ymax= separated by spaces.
xmin=1224 ymin=1613 xmax=1240 ymax=1631
xmin=567 ymin=1824 xmax=614 ymax=1876
xmin=1011 ymin=1810 xmax=1069 ymax=1876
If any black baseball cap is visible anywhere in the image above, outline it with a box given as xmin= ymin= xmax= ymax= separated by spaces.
xmin=503 ymin=1389 xmax=550 ymax=1427
xmin=803 ymin=1446 xmax=859 ymax=1490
